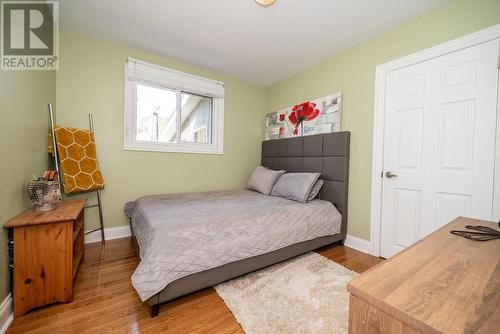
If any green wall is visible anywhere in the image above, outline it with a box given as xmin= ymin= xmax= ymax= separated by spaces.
xmin=267 ymin=0 xmax=500 ymax=240
xmin=0 ymin=71 xmax=56 ymax=302
xmin=56 ymin=30 xmax=268 ymax=231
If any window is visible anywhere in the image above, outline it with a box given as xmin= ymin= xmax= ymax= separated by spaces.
xmin=124 ymin=58 xmax=224 ymax=154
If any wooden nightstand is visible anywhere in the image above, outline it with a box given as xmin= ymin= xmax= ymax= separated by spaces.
xmin=4 ymin=199 xmax=86 ymax=317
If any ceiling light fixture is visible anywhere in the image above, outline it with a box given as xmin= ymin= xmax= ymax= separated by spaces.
xmin=255 ymin=0 xmax=277 ymax=7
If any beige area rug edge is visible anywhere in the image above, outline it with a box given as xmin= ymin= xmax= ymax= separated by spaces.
xmin=215 ymin=252 xmax=357 ymax=334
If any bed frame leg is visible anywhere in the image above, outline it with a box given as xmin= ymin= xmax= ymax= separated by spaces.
xmin=337 ymin=238 xmax=345 ymax=246
xmin=150 ymin=304 xmax=159 ymax=318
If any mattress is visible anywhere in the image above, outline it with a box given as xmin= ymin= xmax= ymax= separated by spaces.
xmin=124 ymin=190 xmax=341 ymax=301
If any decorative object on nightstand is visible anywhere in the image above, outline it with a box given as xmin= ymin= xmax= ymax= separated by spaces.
xmin=4 ymin=199 xmax=86 ymax=317
xmin=26 ymin=171 xmax=61 ymax=212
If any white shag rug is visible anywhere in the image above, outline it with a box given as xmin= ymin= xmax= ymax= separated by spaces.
xmin=215 ymin=252 xmax=357 ymax=334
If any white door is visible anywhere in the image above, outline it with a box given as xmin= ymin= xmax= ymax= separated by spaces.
xmin=380 ymin=39 xmax=499 ymax=258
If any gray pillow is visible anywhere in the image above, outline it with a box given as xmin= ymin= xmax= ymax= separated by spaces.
xmin=247 ymin=165 xmax=285 ymax=195
xmin=307 ymin=179 xmax=324 ymax=201
xmin=271 ymin=172 xmax=321 ymax=203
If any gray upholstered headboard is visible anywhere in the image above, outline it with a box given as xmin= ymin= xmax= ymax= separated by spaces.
xmin=261 ymin=131 xmax=350 ymax=239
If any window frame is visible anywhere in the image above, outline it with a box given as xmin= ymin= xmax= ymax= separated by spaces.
xmin=123 ymin=59 xmax=224 ymax=155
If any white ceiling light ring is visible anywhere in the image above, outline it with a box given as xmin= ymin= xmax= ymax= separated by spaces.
xmin=255 ymin=0 xmax=277 ymax=7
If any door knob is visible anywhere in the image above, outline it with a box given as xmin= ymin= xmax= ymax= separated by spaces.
xmin=385 ymin=171 xmax=398 ymax=178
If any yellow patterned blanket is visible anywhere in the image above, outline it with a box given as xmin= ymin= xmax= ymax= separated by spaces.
xmin=48 ymin=126 xmax=104 ymax=193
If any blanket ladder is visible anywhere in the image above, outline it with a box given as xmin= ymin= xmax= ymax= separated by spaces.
xmin=48 ymin=104 xmax=106 ymax=243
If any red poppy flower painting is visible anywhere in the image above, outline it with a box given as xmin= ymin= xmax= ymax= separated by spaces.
xmin=264 ymin=92 xmax=341 ymax=140
xmin=288 ymin=101 xmax=320 ymax=136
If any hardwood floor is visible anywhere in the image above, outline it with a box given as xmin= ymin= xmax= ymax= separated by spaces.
xmin=7 ymin=238 xmax=383 ymax=334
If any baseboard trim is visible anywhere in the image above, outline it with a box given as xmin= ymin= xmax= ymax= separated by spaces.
xmin=84 ymin=225 xmax=131 ymax=244
xmin=0 ymin=294 xmax=13 ymax=334
xmin=344 ymin=234 xmax=371 ymax=254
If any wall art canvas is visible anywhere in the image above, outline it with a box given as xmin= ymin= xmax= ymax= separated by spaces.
xmin=265 ymin=92 xmax=342 ymax=140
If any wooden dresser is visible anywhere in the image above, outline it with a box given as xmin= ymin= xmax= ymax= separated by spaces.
xmin=348 ymin=217 xmax=500 ymax=334
xmin=4 ymin=199 xmax=86 ymax=317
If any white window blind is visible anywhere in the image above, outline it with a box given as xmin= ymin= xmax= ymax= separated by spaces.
xmin=127 ymin=57 xmax=225 ymax=98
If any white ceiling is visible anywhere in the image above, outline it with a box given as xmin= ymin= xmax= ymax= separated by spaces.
xmin=60 ymin=0 xmax=452 ymax=86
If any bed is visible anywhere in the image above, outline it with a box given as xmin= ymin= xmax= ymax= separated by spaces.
xmin=125 ymin=131 xmax=350 ymax=317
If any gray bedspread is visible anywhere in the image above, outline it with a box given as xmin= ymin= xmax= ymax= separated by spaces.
xmin=124 ymin=190 xmax=341 ymax=301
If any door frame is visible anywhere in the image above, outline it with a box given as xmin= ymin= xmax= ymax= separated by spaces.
xmin=370 ymin=24 xmax=500 ymax=257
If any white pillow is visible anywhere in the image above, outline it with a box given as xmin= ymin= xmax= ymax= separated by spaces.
xmin=247 ymin=166 xmax=285 ymax=195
